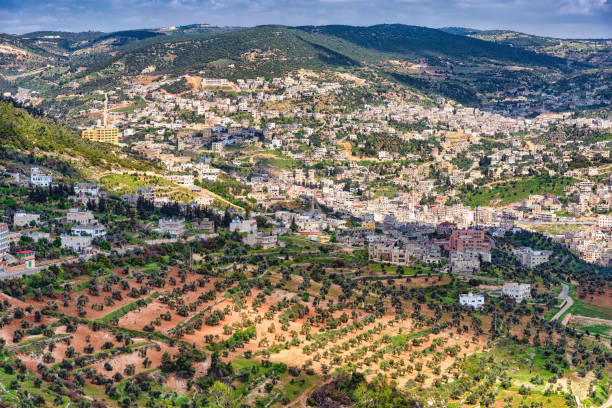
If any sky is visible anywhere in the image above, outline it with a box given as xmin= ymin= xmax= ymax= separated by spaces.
xmin=1 ymin=0 xmax=611 ymax=38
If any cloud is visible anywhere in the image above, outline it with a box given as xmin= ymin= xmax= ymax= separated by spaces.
xmin=558 ymin=0 xmax=610 ymax=15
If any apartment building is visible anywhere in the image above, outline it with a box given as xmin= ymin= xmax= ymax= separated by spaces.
xmin=448 ymin=229 xmax=492 ymax=253
xmin=0 ymin=223 xmax=8 ymax=256
xmin=512 ymin=247 xmax=552 ymax=268
xmin=30 ymin=167 xmax=52 ymax=187
xmin=502 ymin=282 xmax=531 ymax=302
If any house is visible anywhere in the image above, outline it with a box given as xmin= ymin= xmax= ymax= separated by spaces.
xmin=156 ymin=218 xmax=186 ymax=238
xmin=74 ymin=183 xmax=100 ymax=196
xmin=13 ymin=212 xmax=40 ymax=227
xmin=22 ymin=231 xmax=50 ymax=242
xmin=71 ymin=223 xmax=106 ymax=238
xmin=243 ymin=232 xmax=278 ymax=249
xmin=459 ymin=292 xmax=485 ymax=309
xmin=229 ymin=217 xmax=258 ymax=234
xmin=66 ymin=208 xmax=96 ymax=225
xmin=211 ymin=141 xmax=224 ymax=152
xmin=61 ymin=234 xmax=92 ymax=253
xmin=30 ymin=167 xmax=52 ymax=187
xmin=502 ymin=282 xmax=531 ymax=302
xmin=512 ymin=247 xmax=552 ymax=268
xmin=194 ymin=218 xmax=215 ymax=233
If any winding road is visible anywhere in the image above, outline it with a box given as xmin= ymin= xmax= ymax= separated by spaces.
xmin=550 ymin=283 xmax=573 ymax=322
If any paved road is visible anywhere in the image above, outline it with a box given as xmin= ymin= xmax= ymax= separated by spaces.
xmin=550 ymin=284 xmax=573 ymax=322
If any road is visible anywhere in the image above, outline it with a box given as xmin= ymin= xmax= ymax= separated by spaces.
xmin=550 ymin=284 xmax=573 ymax=322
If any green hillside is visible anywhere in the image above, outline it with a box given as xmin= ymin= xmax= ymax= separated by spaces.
xmin=0 ymin=100 xmax=155 ymax=175
xmin=440 ymin=28 xmax=612 ymax=66
xmin=298 ymin=24 xmax=566 ymax=67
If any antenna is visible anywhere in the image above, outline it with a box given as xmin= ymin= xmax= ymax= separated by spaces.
xmin=103 ymin=92 xmax=108 ymax=126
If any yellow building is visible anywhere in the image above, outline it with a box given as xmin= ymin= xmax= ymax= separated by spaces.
xmin=82 ymin=93 xmax=119 ymax=144
xmin=82 ymin=125 xmax=119 ymax=144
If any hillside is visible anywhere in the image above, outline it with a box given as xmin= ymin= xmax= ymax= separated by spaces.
xmin=0 ymin=100 xmax=156 ymax=176
xmin=441 ymin=27 xmax=612 ymax=66
xmin=298 ymin=24 xmax=566 ymax=67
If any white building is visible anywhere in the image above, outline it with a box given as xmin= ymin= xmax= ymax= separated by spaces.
xmin=74 ymin=183 xmax=100 ymax=196
xmin=61 ymin=234 xmax=92 ymax=253
xmin=513 ymin=247 xmax=552 ymax=268
xmin=13 ymin=212 xmax=40 ymax=228
xmin=502 ymin=282 xmax=531 ymax=302
xmin=156 ymin=218 xmax=185 ymax=238
xmin=0 ymin=223 xmax=8 ymax=256
xmin=459 ymin=292 xmax=485 ymax=309
xmin=229 ymin=217 xmax=258 ymax=234
xmin=598 ymin=215 xmax=612 ymax=228
xmin=30 ymin=167 xmax=52 ymax=187
xmin=71 ymin=223 xmax=106 ymax=238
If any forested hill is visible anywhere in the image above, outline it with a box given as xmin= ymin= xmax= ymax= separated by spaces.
xmin=0 ymin=100 xmax=155 ymax=174
xmin=296 ymin=24 xmax=566 ymax=67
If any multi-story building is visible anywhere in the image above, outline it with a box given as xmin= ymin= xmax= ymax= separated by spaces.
xmin=74 ymin=183 xmax=100 ymax=196
xmin=30 ymin=167 xmax=52 ymax=187
xmin=502 ymin=282 xmax=531 ymax=302
xmin=598 ymin=215 xmax=612 ymax=228
xmin=66 ymin=208 xmax=96 ymax=225
xmin=448 ymin=229 xmax=492 ymax=253
xmin=82 ymin=126 xmax=120 ymax=144
xmin=13 ymin=212 xmax=40 ymax=228
xmin=229 ymin=217 xmax=258 ymax=234
xmin=459 ymin=292 xmax=485 ymax=309
xmin=0 ymin=223 xmax=9 ymax=256
xmin=243 ymin=232 xmax=278 ymax=249
xmin=156 ymin=218 xmax=186 ymax=238
xmin=71 ymin=223 xmax=106 ymax=238
xmin=61 ymin=234 xmax=92 ymax=253
xmin=512 ymin=247 xmax=552 ymax=268
xmin=450 ymin=251 xmax=481 ymax=273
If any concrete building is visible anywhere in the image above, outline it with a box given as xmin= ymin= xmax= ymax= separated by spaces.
xmin=74 ymin=183 xmax=100 ymax=196
xmin=156 ymin=218 xmax=186 ymax=238
xmin=13 ymin=212 xmax=40 ymax=228
xmin=61 ymin=234 xmax=92 ymax=253
xmin=30 ymin=167 xmax=52 ymax=187
xmin=66 ymin=208 xmax=96 ymax=225
xmin=450 ymin=251 xmax=481 ymax=273
xmin=71 ymin=223 xmax=106 ymax=238
xmin=459 ymin=292 xmax=485 ymax=309
xmin=82 ymin=126 xmax=119 ymax=144
xmin=229 ymin=217 xmax=258 ymax=234
xmin=502 ymin=282 xmax=531 ymax=302
xmin=448 ymin=229 xmax=492 ymax=253
xmin=0 ymin=223 xmax=8 ymax=256
xmin=243 ymin=232 xmax=278 ymax=249
xmin=598 ymin=215 xmax=612 ymax=228
xmin=513 ymin=247 xmax=552 ymax=268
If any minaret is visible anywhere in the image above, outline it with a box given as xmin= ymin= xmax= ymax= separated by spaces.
xmin=103 ymin=92 xmax=108 ymax=127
